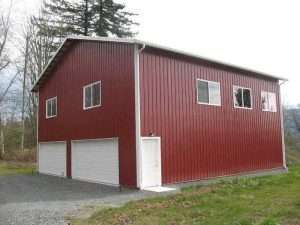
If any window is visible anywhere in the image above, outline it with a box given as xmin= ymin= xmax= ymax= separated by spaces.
xmin=46 ymin=97 xmax=57 ymax=118
xmin=261 ymin=91 xmax=277 ymax=112
xmin=233 ymin=86 xmax=252 ymax=109
xmin=197 ymin=79 xmax=221 ymax=106
xmin=83 ymin=81 xmax=101 ymax=110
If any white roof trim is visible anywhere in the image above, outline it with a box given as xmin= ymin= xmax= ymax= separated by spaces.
xmin=31 ymin=35 xmax=287 ymax=92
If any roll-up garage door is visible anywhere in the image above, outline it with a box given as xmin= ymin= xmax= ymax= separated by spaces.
xmin=71 ymin=138 xmax=119 ymax=185
xmin=38 ymin=142 xmax=66 ymax=177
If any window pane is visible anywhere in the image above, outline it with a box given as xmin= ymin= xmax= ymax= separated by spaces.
xmin=85 ymin=86 xmax=92 ymax=108
xmin=208 ymin=82 xmax=221 ymax=105
xmin=243 ymin=89 xmax=252 ymax=108
xmin=234 ymin=87 xmax=243 ymax=107
xmin=47 ymin=100 xmax=52 ymax=117
xmin=198 ymin=80 xmax=209 ymax=103
xmin=261 ymin=92 xmax=268 ymax=111
xmin=92 ymin=83 xmax=100 ymax=106
xmin=268 ymin=92 xmax=277 ymax=112
xmin=52 ymin=99 xmax=57 ymax=116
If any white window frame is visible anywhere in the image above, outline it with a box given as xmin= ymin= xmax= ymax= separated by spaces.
xmin=46 ymin=97 xmax=57 ymax=119
xmin=261 ymin=91 xmax=277 ymax=112
xmin=83 ymin=81 xmax=101 ymax=110
xmin=233 ymin=85 xmax=253 ymax=110
xmin=196 ymin=79 xmax=221 ymax=106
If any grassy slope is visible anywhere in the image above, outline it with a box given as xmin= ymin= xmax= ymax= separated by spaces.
xmin=72 ymin=165 xmax=300 ymax=225
xmin=0 ymin=161 xmax=36 ymax=175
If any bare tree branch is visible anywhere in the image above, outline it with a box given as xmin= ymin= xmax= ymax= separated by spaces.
xmin=0 ymin=70 xmax=21 ymax=105
xmin=0 ymin=0 xmax=12 ymax=73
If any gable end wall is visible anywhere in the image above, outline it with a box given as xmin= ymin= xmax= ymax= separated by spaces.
xmin=38 ymin=41 xmax=137 ymax=187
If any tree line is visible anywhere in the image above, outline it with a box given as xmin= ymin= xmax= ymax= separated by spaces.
xmin=0 ymin=0 xmax=137 ymax=157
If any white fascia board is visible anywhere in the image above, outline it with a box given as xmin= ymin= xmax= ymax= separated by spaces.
xmin=32 ymin=35 xmax=287 ymax=92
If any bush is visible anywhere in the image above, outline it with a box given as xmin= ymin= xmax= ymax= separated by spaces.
xmin=1 ymin=149 xmax=36 ymax=162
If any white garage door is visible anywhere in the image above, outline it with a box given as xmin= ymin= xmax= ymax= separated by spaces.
xmin=71 ymin=138 xmax=119 ymax=186
xmin=38 ymin=142 xmax=66 ymax=177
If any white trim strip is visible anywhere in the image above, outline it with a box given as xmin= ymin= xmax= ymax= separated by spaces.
xmin=279 ymin=84 xmax=287 ymax=169
xmin=36 ymin=92 xmax=39 ymax=172
xmin=71 ymin=137 xmax=119 ymax=142
xmin=134 ymin=44 xmax=142 ymax=188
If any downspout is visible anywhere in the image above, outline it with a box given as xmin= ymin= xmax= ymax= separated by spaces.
xmin=134 ymin=42 xmax=146 ymax=189
xmin=279 ymin=80 xmax=288 ymax=169
xmin=139 ymin=43 xmax=146 ymax=53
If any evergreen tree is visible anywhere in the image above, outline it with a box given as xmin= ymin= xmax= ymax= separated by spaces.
xmin=92 ymin=0 xmax=137 ymax=37
xmin=41 ymin=0 xmax=137 ymax=37
xmin=42 ymin=0 xmax=92 ymax=36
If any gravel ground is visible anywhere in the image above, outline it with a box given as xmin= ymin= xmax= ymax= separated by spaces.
xmin=0 ymin=174 xmax=157 ymax=225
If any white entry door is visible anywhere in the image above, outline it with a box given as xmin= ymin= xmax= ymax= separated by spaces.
xmin=141 ymin=137 xmax=162 ymax=188
xmin=71 ymin=138 xmax=119 ymax=186
xmin=38 ymin=142 xmax=66 ymax=177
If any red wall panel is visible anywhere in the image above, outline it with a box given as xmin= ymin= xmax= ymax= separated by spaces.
xmin=139 ymin=47 xmax=284 ymax=185
xmin=38 ymin=41 xmax=136 ymax=187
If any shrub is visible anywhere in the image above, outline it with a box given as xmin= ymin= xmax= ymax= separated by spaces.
xmin=1 ymin=149 xmax=36 ymax=162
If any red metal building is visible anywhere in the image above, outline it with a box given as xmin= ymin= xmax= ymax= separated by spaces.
xmin=32 ymin=36 xmax=287 ymax=189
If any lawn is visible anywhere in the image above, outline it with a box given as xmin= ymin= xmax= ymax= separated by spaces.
xmin=72 ymin=165 xmax=300 ymax=225
xmin=0 ymin=161 xmax=36 ymax=175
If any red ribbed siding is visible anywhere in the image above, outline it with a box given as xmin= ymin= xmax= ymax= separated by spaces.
xmin=38 ymin=41 xmax=136 ymax=187
xmin=139 ymin=47 xmax=284 ymax=185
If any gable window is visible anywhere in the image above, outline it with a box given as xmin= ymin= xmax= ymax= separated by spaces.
xmin=233 ymin=86 xmax=252 ymax=109
xmin=261 ymin=91 xmax=277 ymax=112
xmin=83 ymin=81 xmax=101 ymax=110
xmin=46 ymin=97 xmax=57 ymax=118
xmin=197 ymin=79 xmax=221 ymax=106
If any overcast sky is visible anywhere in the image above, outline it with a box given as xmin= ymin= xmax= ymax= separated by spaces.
xmin=5 ymin=0 xmax=300 ymax=106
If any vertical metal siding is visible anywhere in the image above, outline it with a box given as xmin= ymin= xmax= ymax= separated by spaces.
xmin=139 ymin=48 xmax=283 ymax=185
xmin=38 ymin=41 xmax=136 ymax=187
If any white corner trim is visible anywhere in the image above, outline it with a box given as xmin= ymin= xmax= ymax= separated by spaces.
xmin=37 ymin=92 xmax=39 ymax=172
xmin=279 ymin=85 xmax=287 ymax=169
xmin=134 ymin=44 xmax=142 ymax=188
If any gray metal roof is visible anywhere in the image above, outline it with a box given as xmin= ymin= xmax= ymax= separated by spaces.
xmin=31 ymin=35 xmax=287 ymax=92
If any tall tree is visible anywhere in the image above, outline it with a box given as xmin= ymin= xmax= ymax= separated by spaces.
xmin=19 ymin=12 xmax=58 ymax=150
xmin=21 ymin=35 xmax=30 ymax=152
xmin=41 ymin=0 xmax=137 ymax=37
xmin=0 ymin=0 xmax=12 ymax=73
xmin=92 ymin=0 xmax=137 ymax=37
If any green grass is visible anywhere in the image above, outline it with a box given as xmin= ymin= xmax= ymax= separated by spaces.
xmin=71 ymin=165 xmax=300 ymax=225
xmin=0 ymin=161 xmax=36 ymax=175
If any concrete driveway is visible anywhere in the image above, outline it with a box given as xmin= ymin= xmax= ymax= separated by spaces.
xmin=0 ymin=174 xmax=153 ymax=225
